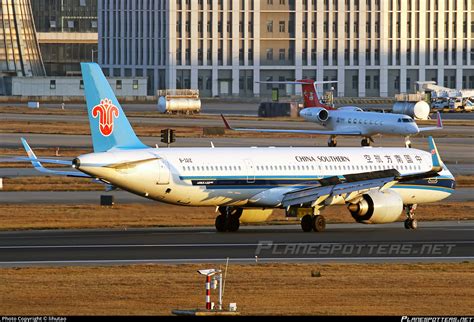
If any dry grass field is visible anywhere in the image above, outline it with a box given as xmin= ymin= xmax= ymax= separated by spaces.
xmin=0 ymin=201 xmax=472 ymax=230
xmin=1 ymin=262 xmax=473 ymax=315
xmin=2 ymin=105 xmax=473 ymax=124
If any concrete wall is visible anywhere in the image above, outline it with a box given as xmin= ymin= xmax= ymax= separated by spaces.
xmin=11 ymin=77 xmax=147 ymax=97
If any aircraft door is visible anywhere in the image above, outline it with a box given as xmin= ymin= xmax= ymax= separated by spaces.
xmin=157 ymin=159 xmax=170 ymax=185
xmin=244 ymin=159 xmax=255 ymax=183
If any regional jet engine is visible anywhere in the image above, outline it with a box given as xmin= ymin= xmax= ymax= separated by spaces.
xmin=300 ymin=107 xmax=329 ymax=123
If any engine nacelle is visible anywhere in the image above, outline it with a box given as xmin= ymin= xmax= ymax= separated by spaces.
xmin=299 ymin=107 xmax=329 ymax=123
xmin=347 ymin=189 xmax=403 ymax=224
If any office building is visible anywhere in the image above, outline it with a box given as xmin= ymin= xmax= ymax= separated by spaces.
xmin=99 ymin=0 xmax=474 ymax=97
xmin=0 ymin=0 xmax=45 ymax=94
xmin=32 ymin=0 xmax=98 ymax=76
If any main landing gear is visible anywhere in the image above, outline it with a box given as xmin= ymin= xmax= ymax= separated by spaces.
xmin=361 ymin=137 xmax=372 ymax=146
xmin=327 ymin=136 xmax=337 ymax=147
xmin=215 ymin=206 xmax=242 ymax=232
xmin=404 ymin=204 xmax=418 ymax=229
xmin=301 ymin=214 xmax=326 ymax=232
xmin=328 ymin=136 xmax=373 ymax=147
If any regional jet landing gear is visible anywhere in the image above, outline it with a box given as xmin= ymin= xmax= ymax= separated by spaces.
xmin=405 ymin=136 xmax=412 ymax=148
xmin=300 ymin=214 xmax=326 ymax=232
xmin=361 ymin=137 xmax=372 ymax=146
xmin=215 ymin=206 xmax=242 ymax=232
xmin=404 ymin=204 xmax=418 ymax=229
xmin=327 ymin=136 xmax=337 ymax=147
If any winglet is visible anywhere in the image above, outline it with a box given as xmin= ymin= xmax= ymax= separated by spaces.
xmin=220 ymin=114 xmax=232 ymax=130
xmin=21 ymin=137 xmax=43 ymax=170
xmin=428 ymin=136 xmax=443 ymax=170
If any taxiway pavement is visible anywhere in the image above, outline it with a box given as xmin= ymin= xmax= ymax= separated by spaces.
xmin=0 ymin=221 xmax=472 ymax=267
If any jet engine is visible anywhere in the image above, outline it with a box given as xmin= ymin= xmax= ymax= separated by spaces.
xmin=300 ymin=107 xmax=329 ymax=123
xmin=347 ymin=189 xmax=403 ymax=224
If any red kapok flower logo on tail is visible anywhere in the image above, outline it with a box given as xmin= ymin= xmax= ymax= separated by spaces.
xmin=92 ymin=98 xmax=119 ymax=136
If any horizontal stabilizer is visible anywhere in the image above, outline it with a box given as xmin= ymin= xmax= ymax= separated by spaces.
xmin=418 ymin=112 xmax=443 ymax=132
xmin=20 ymin=138 xmax=91 ymax=178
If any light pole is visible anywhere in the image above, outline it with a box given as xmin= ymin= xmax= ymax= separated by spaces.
xmin=91 ymin=48 xmax=98 ymax=62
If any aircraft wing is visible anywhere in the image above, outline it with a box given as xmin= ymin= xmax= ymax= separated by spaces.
xmin=418 ymin=112 xmax=443 ymax=132
xmin=221 ymin=115 xmax=362 ymax=136
xmin=282 ymin=167 xmax=440 ymax=207
xmin=281 ymin=170 xmax=399 ymax=207
xmin=282 ymin=136 xmax=443 ymax=207
xmin=19 ymin=138 xmax=91 ymax=178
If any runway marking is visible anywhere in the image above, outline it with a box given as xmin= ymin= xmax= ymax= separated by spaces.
xmin=1 ymin=241 xmax=473 ymax=249
xmin=1 ymin=256 xmax=473 ymax=266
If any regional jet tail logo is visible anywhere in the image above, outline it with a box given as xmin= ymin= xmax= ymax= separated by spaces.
xmin=92 ymin=98 xmax=119 ymax=137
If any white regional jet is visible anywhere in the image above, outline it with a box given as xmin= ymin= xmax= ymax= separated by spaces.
xmin=223 ymin=79 xmax=443 ymax=148
xmin=18 ymin=63 xmax=455 ymax=232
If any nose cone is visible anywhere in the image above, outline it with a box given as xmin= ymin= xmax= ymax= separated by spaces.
xmin=409 ymin=124 xmax=420 ymax=135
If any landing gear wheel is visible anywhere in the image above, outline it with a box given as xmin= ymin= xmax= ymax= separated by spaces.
xmin=327 ymin=138 xmax=337 ymax=147
xmin=215 ymin=215 xmax=227 ymax=232
xmin=361 ymin=138 xmax=371 ymax=146
xmin=301 ymin=215 xmax=313 ymax=232
xmin=404 ymin=218 xmax=418 ymax=230
xmin=312 ymin=215 xmax=326 ymax=232
xmin=405 ymin=137 xmax=412 ymax=148
xmin=216 ymin=206 xmax=242 ymax=232
xmin=227 ymin=216 xmax=240 ymax=232
xmin=404 ymin=204 xmax=418 ymax=230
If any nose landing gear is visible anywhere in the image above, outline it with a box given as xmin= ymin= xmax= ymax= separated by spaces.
xmin=361 ymin=137 xmax=372 ymax=146
xmin=404 ymin=204 xmax=418 ymax=229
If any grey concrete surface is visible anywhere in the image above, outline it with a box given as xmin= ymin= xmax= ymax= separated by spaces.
xmin=0 ymin=221 xmax=472 ymax=266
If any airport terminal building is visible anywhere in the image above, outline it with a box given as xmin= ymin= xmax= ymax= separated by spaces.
xmin=98 ymin=0 xmax=474 ymax=97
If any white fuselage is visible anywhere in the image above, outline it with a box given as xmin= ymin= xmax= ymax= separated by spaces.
xmin=76 ymin=146 xmax=455 ymax=208
xmin=301 ymin=107 xmax=420 ymax=136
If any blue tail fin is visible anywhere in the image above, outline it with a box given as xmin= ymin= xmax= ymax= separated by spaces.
xmin=81 ymin=62 xmax=147 ymax=152
xmin=428 ymin=136 xmax=443 ymax=169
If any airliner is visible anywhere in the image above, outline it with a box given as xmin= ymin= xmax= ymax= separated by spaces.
xmin=225 ymin=80 xmax=442 ymax=147
xmin=17 ymin=63 xmax=455 ymax=233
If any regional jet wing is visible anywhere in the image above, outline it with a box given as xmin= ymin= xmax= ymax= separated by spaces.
xmin=221 ymin=114 xmax=362 ymax=136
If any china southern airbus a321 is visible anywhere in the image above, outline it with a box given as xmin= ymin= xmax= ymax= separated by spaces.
xmin=222 ymin=79 xmax=442 ymax=148
xmin=17 ymin=63 xmax=455 ymax=232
